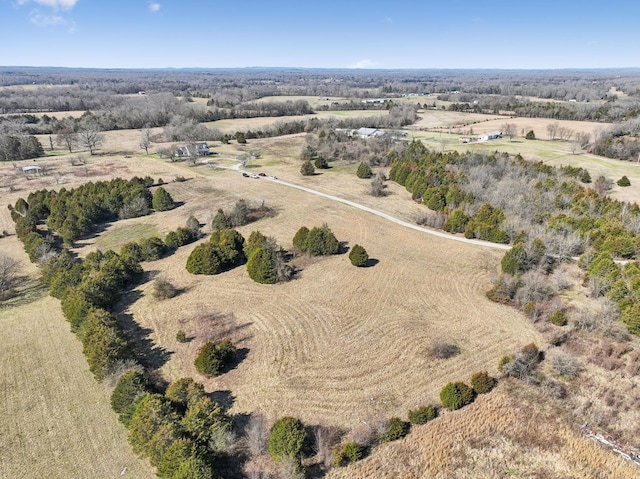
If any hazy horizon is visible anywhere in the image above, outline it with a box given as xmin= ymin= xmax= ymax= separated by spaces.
xmin=1 ymin=0 xmax=639 ymax=70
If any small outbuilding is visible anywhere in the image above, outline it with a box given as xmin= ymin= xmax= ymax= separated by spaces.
xmin=478 ymin=130 xmax=502 ymax=142
xmin=22 ymin=165 xmax=43 ymax=176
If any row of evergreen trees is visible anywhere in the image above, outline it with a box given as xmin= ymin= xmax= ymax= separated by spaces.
xmin=10 ymin=177 xmax=238 ymax=477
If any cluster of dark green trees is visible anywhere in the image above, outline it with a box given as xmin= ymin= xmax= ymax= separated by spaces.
xmin=9 ymin=176 xmax=174 ymax=246
xmin=390 ymin=141 xmax=640 ymax=337
xmin=10 ymin=177 xmax=242 ymax=477
xmin=112 ymin=375 xmax=231 ymax=478
xmin=389 ymin=142 xmax=511 ymax=243
xmin=292 ymin=224 xmax=340 ymax=256
xmin=0 ymin=134 xmax=44 ymax=161
xmin=186 ymin=229 xmax=246 ymax=275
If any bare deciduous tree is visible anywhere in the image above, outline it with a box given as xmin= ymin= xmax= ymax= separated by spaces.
xmin=77 ymin=122 xmax=104 ymax=155
xmin=246 ymin=412 xmax=269 ymax=456
xmin=139 ymin=125 xmax=152 ymax=154
xmin=0 ymin=253 xmax=21 ymax=300
xmin=548 ymin=349 xmax=583 ymax=379
xmin=501 ymin=122 xmax=517 ymax=142
xmin=547 ymin=122 xmax=560 ymax=140
xmin=55 ymin=128 xmax=77 ymax=153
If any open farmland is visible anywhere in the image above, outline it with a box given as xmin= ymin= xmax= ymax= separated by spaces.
xmin=101 ymin=165 xmax=542 ymax=428
xmin=203 ymin=110 xmax=389 ymax=133
xmin=4 ymin=85 xmax=640 ymax=477
xmin=0 ymin=237 xmax=155 ymax=479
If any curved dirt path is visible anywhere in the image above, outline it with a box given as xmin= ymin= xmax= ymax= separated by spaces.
xmin=267 ymin=176 xmax=512 ymax=251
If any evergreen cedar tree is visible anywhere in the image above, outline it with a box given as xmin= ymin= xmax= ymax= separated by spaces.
xmin=194 ymin=339 xmax=236 ymax=377
xmin=349 ymin=244 xmax=369 ymax=267
xmin=211 ymin=208 xmax=232 ymax=230
xmin=293 ymin=224 xmax=339 ymax=256
xmin=380 ymin=417 xmax=409 ymax=442
xmin=246 ymin=246 xmax=279 ymax=284
xmin=314 ymin=156 xmax=329 ymax=169
xmin=165 ymin=377 xmax=207 ymax=407
xmin=407 ymin=405 xmax=438 ymax=425
xmin=356 ymin=161 xmax=373 ymax=179
xmin=157 ymin=438 xmax=214 ymax=479
xmin=469 ymin=371 xmax=496 ymax=395
xmin=333 ymin=442 xmax=364 ymax=466
xmin=268 ymin=416 xmax=308 ymax=462
xmin=618 ymin=175 xmax=631 ymax=187
xmin=127 ymin=393 xmax=182 ymax=467
xmin=186 ymin=229 xmax=246 ymax=275
xmin=152 ymin=186 xmax=175 ymax=211
xmin=439 ymin=381 xmax=475 ymax=410
xmin=111 ymin=370 xmax=152 ymax=426
xmin=300 ymin=160 xmax=315 ymax=176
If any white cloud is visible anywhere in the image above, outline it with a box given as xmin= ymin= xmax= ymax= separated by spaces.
xmin=29 ymin=10 xmax=65 ymax=26
xmin=18 ymin=0 xmax=78 ymax=10
xmin=149 ymin=2 xmax=160 ymax=12
xmin=349 ymin=59 xmax=378 ymax=69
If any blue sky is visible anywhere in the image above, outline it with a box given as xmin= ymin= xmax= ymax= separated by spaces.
xmin=1 ymin=0 xmax=639 ymax=69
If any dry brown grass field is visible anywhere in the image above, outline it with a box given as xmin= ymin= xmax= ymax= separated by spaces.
xmin=108 ymin=167 xmax=542 ymax=429
xmin=325 ymin=380 xmax=639 ymax=479
xmin=0 ymin=236 xmax=155 ymax=479
xmin=203 ymin=110 xmax=389 ymax=133
xmin=411 ymin=110 xmax=504 ymax=129
xmin=4 ymin=108 xmax=640 ymax=477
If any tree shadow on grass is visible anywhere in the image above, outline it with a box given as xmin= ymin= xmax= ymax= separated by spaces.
xmin=113 ymin=288 xmax=173 ymax=372
xmin=221 ymin=347 xmax=249 ymax=375
xmin=209 ymin=389 xmax=236 ymax=411
xmin=364 ymin=258 xmax=380 ymax=268
xmin=0 ymin=277 xmax=48 ymax=309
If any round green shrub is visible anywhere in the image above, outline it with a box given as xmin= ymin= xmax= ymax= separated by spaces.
xmin=498 ymin=354 xmax=514 ymax=372
xmin=356 ymin=162 xmax=373 ymax=179
xmin=268 ymin=416 xmax=307 ymax=462
xmin=333 ymin=441 xmax=364 ymax=467
xmin=407 ymin=405 xmax=438 ymax=425
xmin=194 ymin=340 xmax=236 ymax=377
xmin=470 ymin=371 xmax=496 ymax=395
xmin=439 ymin=381 xmax=475 ymax=411
xmin=349 ymin=244 xmax=369 ymax=267
xmin=176 ymin=330 xmax=188 ymax=343
xmin=380 ymin=417 xmax=409 ymax=442
xmin=549 ymin=310 xmax=567 ymax=326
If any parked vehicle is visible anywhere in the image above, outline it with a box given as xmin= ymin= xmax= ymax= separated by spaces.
xmin=258 ymin=172 xmax=267 ymax=177
xmin=242 ymin=172 xmax=249 ymax=177
xmin=269 ymin=175 xmax=277 ymax=180
xmin=250 ymin=174 xmax=259 ymax=179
